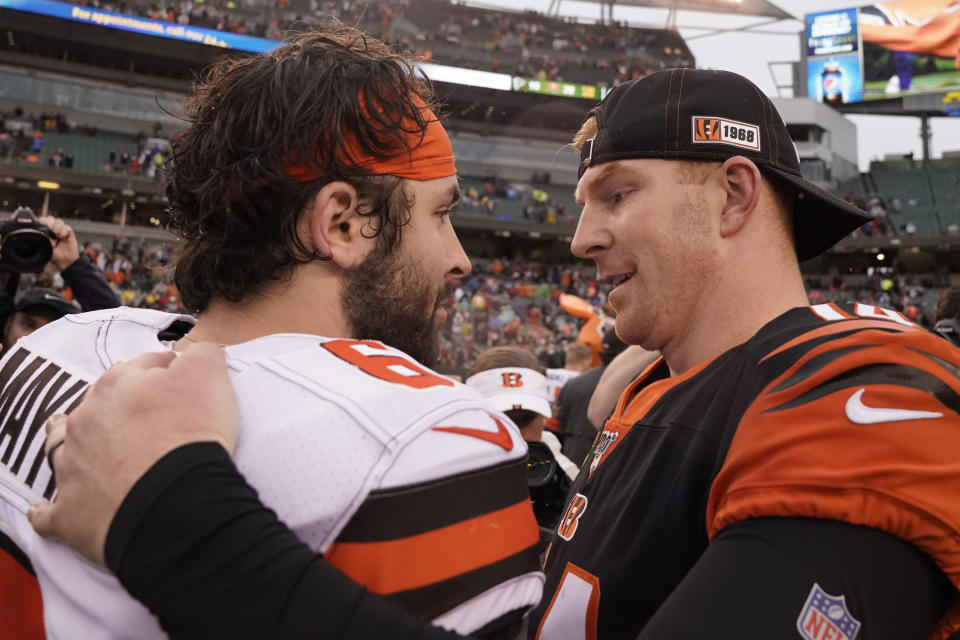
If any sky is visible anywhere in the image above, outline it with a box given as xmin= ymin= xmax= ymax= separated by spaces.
xmin=471 ymin=0 xmax=960 ymax=171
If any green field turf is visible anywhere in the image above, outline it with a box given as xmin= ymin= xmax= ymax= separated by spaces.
xmin=864 ymin=69 xmax=960 ymax=100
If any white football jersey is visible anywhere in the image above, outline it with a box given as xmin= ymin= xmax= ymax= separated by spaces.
xmin=545 ymin=368 xmax=580 ymax=401
xmin=0 ymin=307 xmax=543 ymax=639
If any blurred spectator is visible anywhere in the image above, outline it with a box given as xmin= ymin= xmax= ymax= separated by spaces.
xmin=546 ymin=341 xmax=592 ymax=401
xmin=465 ymin=345 xmax=577 ymax=545
xmin=556 ymin=324 xmax=631 ymax=464
xmin=2 ymin=288 xmax=80 ymax=353
xmin=933 ymin=285 xmax=960 ymax=347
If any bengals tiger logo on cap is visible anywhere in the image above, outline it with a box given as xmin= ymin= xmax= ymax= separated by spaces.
xmin=691 ymin=115 xmax=760 ymax=151
xmin=501 ymin=372 xmax=524 ymax=388
xmin=692 ymin=117 xmax=721 ymax=142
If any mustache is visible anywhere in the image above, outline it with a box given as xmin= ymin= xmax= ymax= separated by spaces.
xmin=435 ymin=281 xmax=458 ymax=307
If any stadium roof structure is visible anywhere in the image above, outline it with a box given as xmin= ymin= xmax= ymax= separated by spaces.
xmin=551 ymin=0 xmax=793 ymax=20
xmin=535 ymin=0 xmax=796 ymax=36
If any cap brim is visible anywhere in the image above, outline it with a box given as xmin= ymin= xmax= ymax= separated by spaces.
xmin=487 ymin=392 xmax=552 ymax=418
xmin=761 ymin=165 xmax=873 ymax=262
xmin=16 ymin=301 xmax=76 ymax=317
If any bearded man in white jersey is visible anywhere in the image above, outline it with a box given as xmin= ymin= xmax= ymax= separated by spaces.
xmin=0 ymin=26 xmax=542 ymax=640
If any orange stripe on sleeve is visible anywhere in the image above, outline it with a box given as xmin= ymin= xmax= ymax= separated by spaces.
xmin=826 ymin=302 xmax=854 ymax=319
xmin=326 ymin=500 xmax=539 ymax=594
xmin=760 ymin=318 xmax=920 ymax=364
xmin=710 ymin=330 xmax=960 ymax=640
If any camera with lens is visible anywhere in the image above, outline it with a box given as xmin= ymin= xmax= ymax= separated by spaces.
xmin=0 ymin=207 xmax=56 ymax=274
xmin=526 ymin=440 xmax=572 ymax=553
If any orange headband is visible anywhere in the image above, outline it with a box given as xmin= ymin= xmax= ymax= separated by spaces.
xmin=284 ymin=97 xmax=456 ymax=182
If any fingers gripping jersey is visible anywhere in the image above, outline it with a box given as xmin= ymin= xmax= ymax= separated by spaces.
xmin=0 ymin=307 xmax=543 ymax=639
xmin=533 ymin=303 xmax=960 ymax=640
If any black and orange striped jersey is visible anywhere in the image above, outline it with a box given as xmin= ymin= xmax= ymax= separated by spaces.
xmin=531 ymin=303 xmax=960 ymax=640
xmin=0 ymin=307 xmax=543 ymax=638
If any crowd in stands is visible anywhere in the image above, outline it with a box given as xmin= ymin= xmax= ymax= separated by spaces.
xmin=0 ymin=108 xmax=83 ymax=168
xmin=41 ymin=246 xmax=617 ymax=374
xmin=11 ymin=215 xmax=952 ymax=377
xmin=106 ymin=129 xmax=170 ymax=179
xmin=434 ymin=257 xmax=612 ymax=375
xmin=430 ymin=258 xmax=950 ymax=377
xmin=460 ymin=172 xmax=575 ymax=225
xmin=844 ymin=193 xmax=913 ymax=238
xmin=0 ymin=106 xmax=169 ymax=180
xmin=74 ymin=0 xmax=282 ymax=39
xmin=839 ymin=162 xmax=960 ymax=238
xmin=806 ymin=273 xmax=944 ymax=327
xmin=28 ymin=235 xmax=187 ymax=315
xmin=412 ymin=2 xmax=693 ymax=86
xmin=73 ymin=0 xmax=694 ymax=87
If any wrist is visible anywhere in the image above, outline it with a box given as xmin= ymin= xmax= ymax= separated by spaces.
xmin=55 ymin=256 xmax=81 ymax=272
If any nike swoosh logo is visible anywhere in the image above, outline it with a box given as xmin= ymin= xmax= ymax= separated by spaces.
xmin=432 ymin=416 xmax=514 ymax=451
xmin=845 ymin=388 xmax=943 ymax=424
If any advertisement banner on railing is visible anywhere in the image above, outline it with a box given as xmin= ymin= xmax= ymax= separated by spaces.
xmin=512 ymin=77 xmax=608 ymax=101
xmin=0 ymin=0 xmax=275 ymax=52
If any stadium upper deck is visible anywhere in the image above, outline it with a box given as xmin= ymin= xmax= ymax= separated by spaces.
xmin=60 ymin=0 xmax=694 ymax=86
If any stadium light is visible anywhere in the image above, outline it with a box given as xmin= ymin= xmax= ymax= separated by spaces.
xmin=36 ymin=181 xmax=60 ymax=190
xmin=877 ymin=253 xmax=885 ymax=261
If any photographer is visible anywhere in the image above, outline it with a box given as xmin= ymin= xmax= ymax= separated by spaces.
xmin=464 ymin=346 xmax=577 ymax=543
xmin=0 ymin=213 xmax=120 ymax=352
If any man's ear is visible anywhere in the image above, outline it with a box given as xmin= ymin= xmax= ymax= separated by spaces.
xmin=303 ymin=181 xmax=368 ymax=269
xmin=718 ymin=156 xmax=762 ymax=239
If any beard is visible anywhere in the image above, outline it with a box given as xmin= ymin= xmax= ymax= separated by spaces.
xmin=340 ymin=243 xmax=453 ymax=367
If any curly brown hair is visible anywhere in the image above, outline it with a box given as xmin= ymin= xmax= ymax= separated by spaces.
xmin=166 ymin=26 xmax=439 ymax=312
xmin=934 ymin=285 xmax=960 ymax=324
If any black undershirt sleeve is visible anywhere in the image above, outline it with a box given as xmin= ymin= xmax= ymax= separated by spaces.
xmin=636 ymin=517 xmax=956 ymax=640
xmin=105 ymin=443 xmax=471 ymax=640
xmin=60 ymin=256 xmax=121 ymax=312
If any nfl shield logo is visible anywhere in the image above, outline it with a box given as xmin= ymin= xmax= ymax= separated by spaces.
xmin=796 ymin=583 xmax=861 ymax=640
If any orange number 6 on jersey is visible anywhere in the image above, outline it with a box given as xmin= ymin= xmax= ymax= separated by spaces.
xmin=323 ymin=340 xmax=454 ymax=390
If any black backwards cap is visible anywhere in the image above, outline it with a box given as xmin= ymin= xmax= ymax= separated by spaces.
xmin=578 ymin=68 xmax=872 ymax=261
xmin=600 ymin=323 xmax=627 ymax=363
xmin=14 ymin=288 xmax=80 ymax=318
